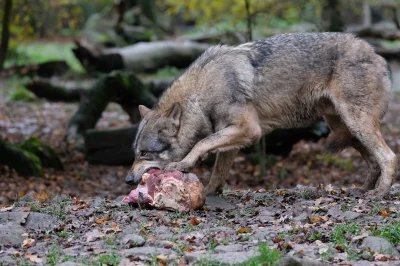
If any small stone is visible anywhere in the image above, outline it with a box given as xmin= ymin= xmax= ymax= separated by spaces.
xmin=205 ymin=196 xmax=236 ymax=211
xmin=327 ymin=206 xmax=342 ymax=218
xmin=362 ymin=236 xmax=399 ymax=256
xmin=121 ymin=247 xmax=177 ymax=258
xmin=214 ymin=244 xmax=243 ymax=253
xmin=25 ymin=213 xmax=61 ymax=232
xmin=341 ymin=211 xmax=362 ymax=220
xmin=120 ymin=234 xmax=145 ymax=247
xmin=144 ymin=240 xmax=174 ymax=248
xmin=185 ymin=250 xmax=259 ymax=264
xmin=0 ymin=223 xmax=26 ymax=247
xmin=293 ymin=212 xmax=308 ymax=223
xmin=278 ymin=255 xmax=323 ymax=266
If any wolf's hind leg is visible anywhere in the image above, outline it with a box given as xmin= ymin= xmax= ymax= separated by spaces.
xmin=323 ymin=115 xmax=381 ymax=191
xmin=205 ymin=150 xmax=239 ymax=196
xmin=339 ymin=112 xmax=396 ymax=198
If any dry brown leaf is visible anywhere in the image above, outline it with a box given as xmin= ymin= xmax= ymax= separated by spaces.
xmin=188 ymin=217 xmax=200 ymax=226
xmin=96 ymin=217 xmax=111 ymax=224
xmin=104 ymin=222 xmax=122 ymax=234
xmin=335 ymin=246 xmax=345 ymax=252
xmin=278 ymin=190 xmax=288 ymax=196
xmin=236 ymin=227 xmax=252 ymax=233
xmin=157 ymin=255 xmax=168 ymax=265
xmin=26 ymin=254 xmax=43 ymax=263
xmin=308 ymin=216 xmax=321 ymax=223
xmin=33 ymin=191 xmax=49 ymax=203
xmin=22 ymin=238 xmax=36 ymax=248
xmin=381 ymin=208 xmax=390 ymax=218
xmin=0 ymin=204 xmax=14 ymax=212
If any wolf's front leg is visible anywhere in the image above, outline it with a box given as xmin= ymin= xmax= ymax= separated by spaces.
xmin=205 ymin=150 xmax=239 ymax=195
xmin=165 ymin=108 xmax=262 ymax=174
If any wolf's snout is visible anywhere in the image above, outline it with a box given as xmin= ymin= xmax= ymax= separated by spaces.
xmin=125 ymin=174 xmax=136 ymax=185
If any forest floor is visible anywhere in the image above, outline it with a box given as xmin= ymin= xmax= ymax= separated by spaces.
xmin=1 ymin=77 xmax=400 ymax=265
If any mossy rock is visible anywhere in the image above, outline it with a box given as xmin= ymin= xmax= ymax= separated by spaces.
xmin=19 ymin=138 xmax=64 ymax=170
xmin=0 ymin=137 xmax=43 ymax=177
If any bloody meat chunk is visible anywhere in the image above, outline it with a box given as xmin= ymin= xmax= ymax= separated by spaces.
xmin=122 ymin=170 xmax=205 ymax=212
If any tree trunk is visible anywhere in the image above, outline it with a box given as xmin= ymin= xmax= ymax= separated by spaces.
xmin=72 ymin=40 xmax=209 ymax=73
xmin=0 ymin=0 xmax=13 ymax=72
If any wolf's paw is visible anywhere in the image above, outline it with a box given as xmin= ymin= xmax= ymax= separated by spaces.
xmin=164 ymin=161 xmax=192 ymax=172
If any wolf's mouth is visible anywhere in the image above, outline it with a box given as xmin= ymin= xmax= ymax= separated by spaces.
xmin=146 ymin=167 xmax=160 ymax=174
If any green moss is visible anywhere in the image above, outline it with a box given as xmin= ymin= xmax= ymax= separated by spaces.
xmin=0 ymin=137 xmax=42 ymax=177
xmin=7 ymin=87 xmax=36 ymax=102
xmin=20 ymin=138 xmax=64 ymax=170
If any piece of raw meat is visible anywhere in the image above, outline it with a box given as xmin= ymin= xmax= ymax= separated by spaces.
xmin=122 ymin=170 xmax=205 ymax=212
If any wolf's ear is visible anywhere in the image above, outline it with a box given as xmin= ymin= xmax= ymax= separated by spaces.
xmin=168 ymin=103 xmax=182 ymax=126
xmin=138 ymin=105 xmax=151 ymax=118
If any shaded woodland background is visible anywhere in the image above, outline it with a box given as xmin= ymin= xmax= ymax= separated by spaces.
xmin=1 ymin=0 xmax=400 ymax=204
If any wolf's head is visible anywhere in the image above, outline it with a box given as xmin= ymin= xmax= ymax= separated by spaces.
xmin=125 ymin=103 xmax=187 ymax=185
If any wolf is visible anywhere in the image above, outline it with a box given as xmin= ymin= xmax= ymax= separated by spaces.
xmin=126 ymin=32 xmax=397 ymax=199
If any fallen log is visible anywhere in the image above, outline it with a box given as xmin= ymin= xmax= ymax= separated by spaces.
xmin=85 ymin=127 xmax=137 ymax=165
xmin=72 ymin=40 xmax=210 ymax=73
xmin=0 ymin=60 xmax=69 ymax=78
xmin=65 ymin=71 xmax=157 ymax=151
xmin=24 ymin=77 xmax=172 ymax=103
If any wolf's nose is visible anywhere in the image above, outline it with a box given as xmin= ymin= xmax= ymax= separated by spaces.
xmin=125 ymin=175 xmax=136 ymax=185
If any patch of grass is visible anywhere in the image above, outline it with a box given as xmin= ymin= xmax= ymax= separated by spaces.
xmin=330 ymin=223 xmax=361 ymax=247
xmin=307 ymin=230 xmax=322 ymax=241
xmin=240 ymin=243 xmax=282 ymax=266
xmin=320 ymin=246 xmax=334 ymax=262
xmin=104 ymin=235 xmax=118 ymax=247
xmin=97 ymin=253 xmax=120 ymax=266
xmin=56 ymin=230 xmax=73 ymax=239
xmin=194 ymin=256 xmax=222 ymax=266
xmin=47 ymin=244 xmax=62 ymax=266
xmin=41 ymin=201 xmax=68 ymax=221
xmin=370 ymin=221 xmax=400 ymax=245
xmin=298 ymin=190 xmax=319 ymax=200
xmin=5 ymin=42 xmax=84 ymax=73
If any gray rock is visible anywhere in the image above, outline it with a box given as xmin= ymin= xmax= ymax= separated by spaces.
xmin=289 ymin=244 xmax=319 ymax=259
xmin=209 ymin=226 xmax=235 ymax=234
xmin=25 ymin=212 xmax=61 ymax=232
xmin=121 ymin=247 xmax=177 ymax=258
xmin=0 ymin=223 xmax=26 ymax=247
xmin=63 ymin=245 xmax=84 ymax=257
xmin=362 ymin=236 xmax=399 ymax=256
xmin=120 ymin=234 xmax=145 ymax=247
xmin=341 ymin=211 xmax=362 ymax=220
xmin=55 ymin=262 xmax=88 ymax=266
xmin=144 ymin=240 xmax=174 ymax=248
xmin=346 ymin=260 xmax=380 ymax=266
xmin=214 ymin=244 xmax=243 ymax=253
xmin=206 ymin=196 xmax=236 ymax=211
xmin=185 ymin=250 xmax=259 ymax=265
xmin=0 ymin=212 xmax=30 ymax=225
xmin=278 ymin=255 xmax=323 ymax=266
xmin=327 ymin=206 xmax=342 ymax=218
xmin=293 ymin=212 xmax=308 ymax=223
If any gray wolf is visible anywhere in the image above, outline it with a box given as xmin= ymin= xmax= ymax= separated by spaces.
xmin=126 ymin=32 xmax=397 ymax=199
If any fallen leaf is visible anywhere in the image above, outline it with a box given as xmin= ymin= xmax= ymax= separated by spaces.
xmin=381 ymin=208 xmax=390 ymax=218
xmin=157 ymin=255 xmax=168 ymax=265
xmin=85 ymin=229 xmax=105 ymax=242
xmin=96 ymin=217 xmax=111 ymax=224
xmin=188 ymin=217 xmax=200 ymax=226
xmin=22 ymin=238 xmax=36 ymax=248
xmin=236 ymin=227 xmax=252 ymax=233
xmin=33 ymin=192 xmax=49 ymax=203
xmin=278 ymin=190 xmax=288 ymax=196
xmin=26 ymin=254 xmax=42 ymax=263
xmin=0 ymin=204 xmax=14 ymax=212
xmin=104 ymin=222 xmax=122 ymax=234
xmin=335 ymin=246 xmax=344 ymax=252
xmin=308 ymin=216 xmax=321 ymax=223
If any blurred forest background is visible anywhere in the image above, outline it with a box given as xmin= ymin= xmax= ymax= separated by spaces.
xmin=1 ymin=0 xmax=400 ymax=204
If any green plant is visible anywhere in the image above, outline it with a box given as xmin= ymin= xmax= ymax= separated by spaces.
xmin=370 ymin=221 xmax=400 ymax=245
xmin=97 ymin=254 xmax=120 ymax=266
xmin=240 ymin=243 xmax=282 ymax=266
xmin=330 ymin=223 xmax=361 ymax=247
xmin=47 ymin=244 xmax=62 ymax=266
xmin=308 ymin=230 xmax=321 ymax=241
